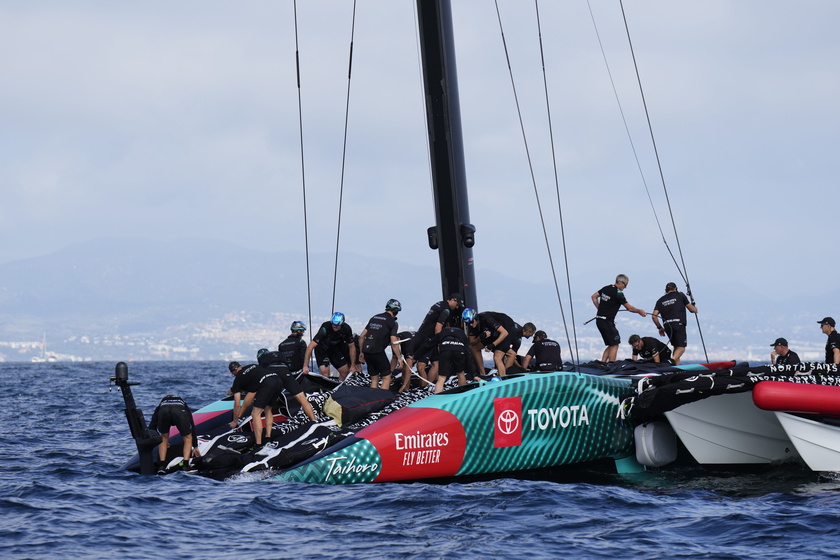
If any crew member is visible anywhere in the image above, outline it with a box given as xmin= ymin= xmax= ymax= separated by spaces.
xmin=770 ymin=337 xmax=801 ymax=366
xmin=591 ymin=274 xmax=647 ymax=363
xmin=651 ymin=282 xmax=698 ymax=365
xmin=522 ymin=330 xmax=562 ymax=372
xmin=628 ymin=334 xmax=672 ymax=363
xmin=148 ymin=394 xmax=200 ymax=474
xmin=358 ymin=299 xmax=408 ymax=390
xmin=819 ymin=317 xmax=840 ymax=365
xmin=303 ymin=312 xmax=356 ymax=380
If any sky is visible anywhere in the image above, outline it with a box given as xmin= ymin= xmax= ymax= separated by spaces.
xmin=2 ymin=0 xmax=838 ymax=316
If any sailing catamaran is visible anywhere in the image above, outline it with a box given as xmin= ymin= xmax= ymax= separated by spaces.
xmin=115 ymin=0 xmax=840 ymax=481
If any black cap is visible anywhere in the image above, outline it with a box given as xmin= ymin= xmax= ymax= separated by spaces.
xmin=449 ymin=293 xmax=464 ymax=306
xmin=770 ymin=338 xmax=788 ymax=347
xmin=665 ymin=282 xmax=677 ymax=292
xmin=228 ymin=361 xmax=241 ymax=372
xmin=818 ymin=317 xmax=836 ymax=327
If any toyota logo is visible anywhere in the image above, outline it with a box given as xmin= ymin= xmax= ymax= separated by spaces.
xmin=497 ymin=409 xmax=519 ymax=435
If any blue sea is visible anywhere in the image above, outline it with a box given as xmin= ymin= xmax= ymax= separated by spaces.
xmin=4 ymin=361 xmax=840 ymax=559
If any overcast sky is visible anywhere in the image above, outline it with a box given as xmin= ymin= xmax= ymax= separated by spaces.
xmin=2 ymin=1 xmax=838 ymax=314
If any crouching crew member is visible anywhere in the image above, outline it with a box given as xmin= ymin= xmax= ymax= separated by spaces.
xmin=228 ymin=361 xmax=317 ymax=446
xmin=628 ymin=334 xmax=672 ymax=363
xmin=149 ymin=394 xmax=201 ymax=473
xmin=303 ymin=312 xmax=356 ymax=380
xmin=522 ymin=330 xmax=562 ymax=372
xmin=278 ymin=320 xmax=308 ymax=372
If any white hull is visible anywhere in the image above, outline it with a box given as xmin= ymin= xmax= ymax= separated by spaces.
xmin=775 ymin=412 xmax=840 ymax=472
xmin=664 ymin=392 xmax=799 ymax=465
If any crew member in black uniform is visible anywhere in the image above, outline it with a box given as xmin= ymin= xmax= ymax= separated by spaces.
xmin=358 ymin=299 xmax=408 ymax=390
xmin=277 ymin=320 xmax=308 ymax=372
xmin=407 ymin=293 xmax=463 ymax=387
xmin=591 ymin=274 xmax=647 ymax=363
xmin=434 ymin=325 xmax=472 ymax=393
xmin=148 ymin=394 xmax=200 ymax=473
xmin=819 ymin=317 xmax=840 ymax=365
xmin=770 ymin=337 xmax=801 ymax=366
xmin=227 ymin=361 xmax=317 ymax=446
xmin=303 ymin=312 xmax=356 ymax=380
xmin=462 ymin=308 xmax=534 ymax=377
xmin=522 ymin=330 xmax=562 ymax=372
xmin=651 ymin=282 xmax=698 ymax=365
xmin=628 ymin=334 xmax=673 ymax=363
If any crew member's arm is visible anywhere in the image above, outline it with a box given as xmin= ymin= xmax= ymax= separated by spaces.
xmin=347 ymin=339 xmax=358 ymax=371
xmin=591 ymin=291 xmax=601 ymax=309
xmin=230 ymin=392 xmax=256 ymax=428
xmin=651 ymin=310 xmax=665 ymax=336
xmin=523 ymin=353 xmax=534 ymax=371
xmin=390 ymin=335 xmax=403 ymax=364
xmin=302 ymin=340 xmax=318 ymax=374
xmin=357 ymin=329 xmax=367 ymax=364
xmin=623 ymin=302 xmax=647 ymax=317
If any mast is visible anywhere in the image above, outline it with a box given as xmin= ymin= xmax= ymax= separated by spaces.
xmin=415 ymin=0 xmax=478 ymax=310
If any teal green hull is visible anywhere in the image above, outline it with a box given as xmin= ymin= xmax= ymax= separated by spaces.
xmin=274 ymin=372 xmax=636 ymax=484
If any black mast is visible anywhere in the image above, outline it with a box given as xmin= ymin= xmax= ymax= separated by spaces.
xmin=416 ymin=0 xmax=478 ymax=310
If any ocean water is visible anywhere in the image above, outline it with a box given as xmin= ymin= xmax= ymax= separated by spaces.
xmin=3 ymin=362 xmax=840 ymax=560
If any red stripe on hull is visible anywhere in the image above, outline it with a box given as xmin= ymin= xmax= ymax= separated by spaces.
xmin=753 ymin=380 xmax=840 ymax=417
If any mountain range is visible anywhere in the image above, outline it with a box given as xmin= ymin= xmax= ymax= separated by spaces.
xmin=0 ymin=237 xmax=828 ymax=362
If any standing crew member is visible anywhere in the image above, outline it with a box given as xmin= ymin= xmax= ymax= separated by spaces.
xmin=651 ymin=282 xmax=698 ymax=365
xmin=591 ymin=274 xmax=647 ymax=363
xmin=359 ymin=299 xmax=408 ymax=390
xmin=819 ymin=317 xmax=840 ymax=365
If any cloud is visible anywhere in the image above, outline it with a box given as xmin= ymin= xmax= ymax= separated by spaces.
xmin=0 ymin=0 xmax=837 ymax=309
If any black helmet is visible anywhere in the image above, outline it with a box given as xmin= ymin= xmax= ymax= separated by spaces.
xmin=385 ymin=299 xmax=402 ymax=314
xmin=291 ymin=320 xmax=306 ymax=332
xmin=257 ymin=348 xmax=269 ymax=360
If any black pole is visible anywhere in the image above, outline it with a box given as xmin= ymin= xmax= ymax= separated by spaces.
xmin=111 ymin=362 xmax=161 ymax=475
xmin=416 ymin=0 xmax=478 ymax=310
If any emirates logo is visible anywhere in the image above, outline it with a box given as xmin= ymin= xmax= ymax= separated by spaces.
xmin=497 ymin=408 xmax=520 ymax=435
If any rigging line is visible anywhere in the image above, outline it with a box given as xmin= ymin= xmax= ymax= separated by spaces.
xmin=492 ymin=0 xmax=575 ymax=367
xmin=584 ymin=0 xmax=679 ymax=277
xmin=617 ymin=0 xmax=708 ymax=360
xmin=533 ymin=0 xmax=581 ymax=368
xmin=617 ymin=0 xmax=689 ymax=287
xmin=330 ymin=0 xmax=358 ymax=313
xmin=292 ymin=0 xmax=313 ymax=342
